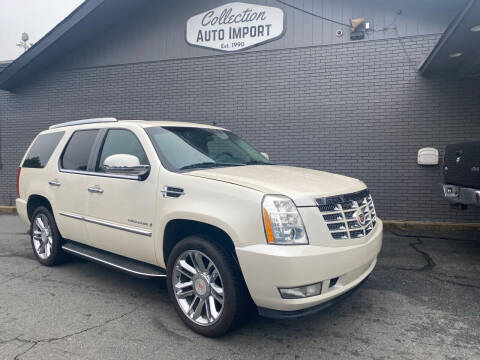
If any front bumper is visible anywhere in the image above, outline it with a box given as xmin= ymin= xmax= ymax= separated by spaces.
xmin=258 ymin=276 xmax=368 ymax=319
xmin=236 ymin=219 xmax=382 ymax=312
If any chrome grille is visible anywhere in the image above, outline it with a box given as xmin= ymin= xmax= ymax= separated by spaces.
xmin=316 ymin=189 xmax=377 ymax=240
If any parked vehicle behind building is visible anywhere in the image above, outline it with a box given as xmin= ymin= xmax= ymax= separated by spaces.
xmin=16 ymin=118 xmax=382 ymax=336
xmin=443 ymin=141 xmax=480 ymax=208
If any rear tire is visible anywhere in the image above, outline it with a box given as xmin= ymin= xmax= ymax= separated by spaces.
xmin=166 ymin=235 xmax=248 ymax=337
xmin=30 ymin=206 xmax=65 ymax=266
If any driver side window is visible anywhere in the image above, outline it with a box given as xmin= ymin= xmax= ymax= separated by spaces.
xmin=96 ymin=129 xmax=149 ymax=172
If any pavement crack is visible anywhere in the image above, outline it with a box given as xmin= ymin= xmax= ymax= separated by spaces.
xmin=389 ymin=230 xmax=477 ymax=243
xmin=0 ymin=265 xmax=41 ymax=285
xmin=427 ymin=273 xmax=480 ymax=290
xmin=0 ymin=337 xmax=32 ymax=346
xmin=388 ymin=237 xmax=436 ymax=272
xmin=391 ymin=231 xmax=436 ymax=272
xmin=12 ymin=306 xmax=140 ymax=359
xmin=152 ymin=318 xmax=192 ymax=342
xmin=13 ymin=342 xmax=37 ymax=360
xmin=408 ymin=237 xmax=436 ymax=271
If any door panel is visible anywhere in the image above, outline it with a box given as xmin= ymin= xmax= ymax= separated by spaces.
xmin=85 ymin=176 xmax=157 ymax=264
xmin=84 ymin=128 xmax=157 ymax=264
xmin=52 ymin=129 xmax=100 ymax=244
xmin=53 ymin=173 xmax=89 ymax=243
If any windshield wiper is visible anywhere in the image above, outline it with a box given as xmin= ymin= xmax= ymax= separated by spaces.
xmin=180 ymin=162 xmax=217 ymax=170
xmin=180 ymin=162 xmax=245 ymax=170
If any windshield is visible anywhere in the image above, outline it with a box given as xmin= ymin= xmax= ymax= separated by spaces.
xmin=145 ymin=126 xmax=271 ymax=171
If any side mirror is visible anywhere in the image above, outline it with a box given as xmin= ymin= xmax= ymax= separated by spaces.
xmin=261 ymin=152 xmax=270 ymax=160
xmin=103 ymin=154 xmax=150 ymax=177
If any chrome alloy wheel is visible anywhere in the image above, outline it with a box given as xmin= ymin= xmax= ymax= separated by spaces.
xmin=32 ymin=214 xmax=53 ymax=260
xmin=173 ymin=250 xmax=224 ymax=326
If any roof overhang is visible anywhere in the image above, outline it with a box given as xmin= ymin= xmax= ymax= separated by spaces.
xmin=418 ymin=0 xmax=480 ymax=78
xmin=0 ymin=0 xmax=150 ymax=92
xmin=2 ymin=0 xmax=479 ymax=88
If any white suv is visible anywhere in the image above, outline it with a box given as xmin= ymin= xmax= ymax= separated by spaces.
xmin=16 ymin=117 xmax=382 ymax=336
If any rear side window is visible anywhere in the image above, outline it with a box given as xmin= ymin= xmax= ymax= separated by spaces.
xmin=61 ymin=130 xmax=99 ymax=171
xmin=23 ymin=132 xmax=65 ymax=168
xmin=95 ymin=129 xmax=149 ymax=172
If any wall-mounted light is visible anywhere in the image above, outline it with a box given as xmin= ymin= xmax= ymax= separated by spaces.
xmin=350 ymin=18 xmax=367 ymax=40
xmin=418 ymin=147 xmax=439 ymax=166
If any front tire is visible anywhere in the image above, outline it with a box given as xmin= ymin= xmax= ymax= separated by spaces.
xmin=30 ymin=206 xmax=65 ymax=266
xmin=167 ymin=235 xmax=247 ymax=337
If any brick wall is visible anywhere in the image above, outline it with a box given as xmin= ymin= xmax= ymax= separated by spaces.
xmin=1 ymin=34 xmax=480 ymax=221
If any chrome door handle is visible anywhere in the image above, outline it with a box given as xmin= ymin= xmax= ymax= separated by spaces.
xmin=48 ymin=179 xmax=61 ymax=187
xmin=88 ymin=185 xmax=104 ymax=194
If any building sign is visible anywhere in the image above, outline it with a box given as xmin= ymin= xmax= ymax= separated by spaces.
xmin=186 ymin=2 xmax=285 ymax=52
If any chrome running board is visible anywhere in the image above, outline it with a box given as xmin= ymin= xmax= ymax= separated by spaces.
xmin=62 ymin=241 xmax=166 ymax=278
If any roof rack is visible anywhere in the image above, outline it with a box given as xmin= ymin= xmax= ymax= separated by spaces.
xmin=49 ymin=117 xmax=118 ymax=129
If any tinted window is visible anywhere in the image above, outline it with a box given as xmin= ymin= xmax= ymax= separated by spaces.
xmin=96 ymin=129 xmax=148 ymax=172
xmin=61 ymin=130 xmax=98 ymax=171
xmin=23 ymin=132 xmax=65 ymax=168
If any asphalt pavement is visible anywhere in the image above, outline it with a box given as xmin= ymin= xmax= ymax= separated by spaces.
xmin=0 ymin=215 xmax=479 ymax=360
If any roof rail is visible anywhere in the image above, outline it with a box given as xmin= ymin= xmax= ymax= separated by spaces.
xmin=49 ymin=117 xmax=118 ymax=129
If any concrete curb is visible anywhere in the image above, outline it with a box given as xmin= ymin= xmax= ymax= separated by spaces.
xmin=383 ymin=220 xmax=480 ymax=232
xmin=0 ymin=206 xmax=17 ymax=215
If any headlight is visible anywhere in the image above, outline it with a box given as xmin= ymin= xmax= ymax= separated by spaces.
xmin=262 ymin=195 xmax=309 ymax=245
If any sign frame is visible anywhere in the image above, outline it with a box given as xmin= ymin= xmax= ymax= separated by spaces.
xmin=185 ymin=2 xmax=286 ymax=53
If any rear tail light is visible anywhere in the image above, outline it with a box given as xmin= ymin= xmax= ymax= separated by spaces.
xmin=16 ymin=167 xmax=21 ymax=198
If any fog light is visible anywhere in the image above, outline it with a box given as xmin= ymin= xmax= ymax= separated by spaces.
xmin=279 ymin=282 xmax=322 ymax=299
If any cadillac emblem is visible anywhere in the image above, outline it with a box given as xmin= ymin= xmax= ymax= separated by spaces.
xmin=356 ymin=211 xmax=366 ymax=225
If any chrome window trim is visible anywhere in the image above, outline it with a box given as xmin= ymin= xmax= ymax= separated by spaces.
xmin=58 ymin=168 xmax=140 ymax=180
xmin=59 ymin=211 xmax=152 ymax=237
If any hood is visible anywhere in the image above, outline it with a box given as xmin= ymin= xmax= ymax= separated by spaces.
xmin=187 ymin=165 xmax=366 ymax=206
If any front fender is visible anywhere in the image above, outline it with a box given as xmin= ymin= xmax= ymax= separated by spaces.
xmin=153 ymin=172 xmax=266 ymax=267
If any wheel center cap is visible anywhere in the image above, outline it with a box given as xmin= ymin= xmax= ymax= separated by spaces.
xmin=194 ymin=277 xmax=209 ymax=297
